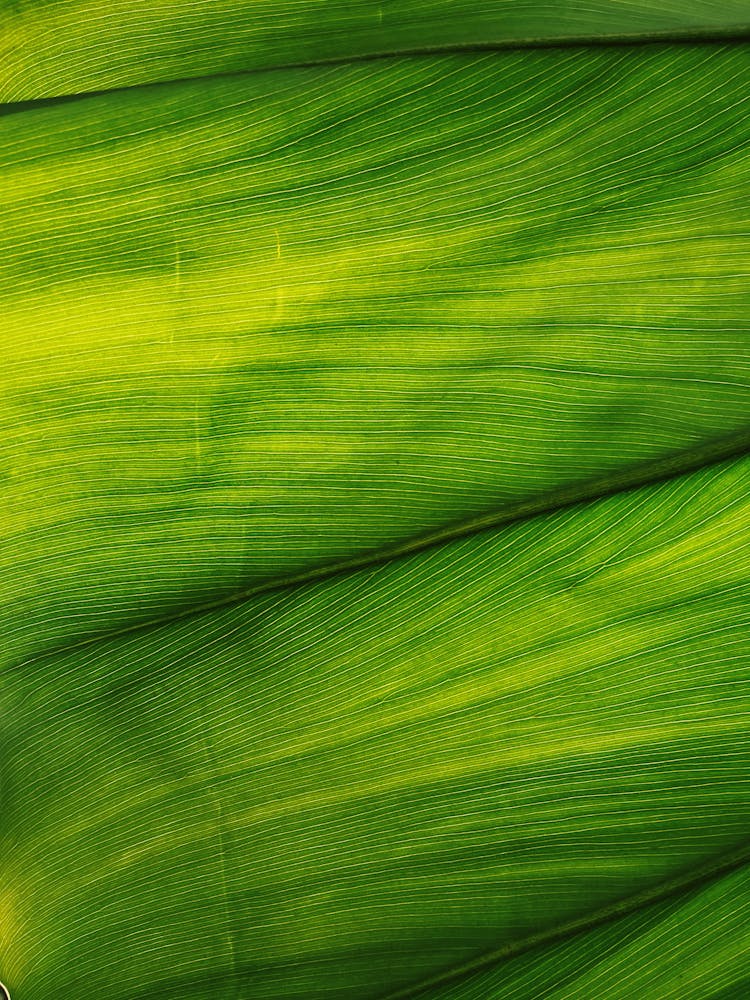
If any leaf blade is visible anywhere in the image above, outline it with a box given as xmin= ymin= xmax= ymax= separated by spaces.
xmin=404 ymin=854 xmax=750 ymax=999
xmin=2 ymin=452 xmax=749 ymax=998
xmin=3 ymin=44 xmax=750 ymax=664
xmin=3 ymin=0 xmax=750 ymax=101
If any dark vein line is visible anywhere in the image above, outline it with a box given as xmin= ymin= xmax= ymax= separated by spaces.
xmin=2 ymin=26 xmax=749 ymax=115
xmin=378 ymin=838 xmax=750 ymax=999
xmin=12 ymin=425 xmax=750 ymax=671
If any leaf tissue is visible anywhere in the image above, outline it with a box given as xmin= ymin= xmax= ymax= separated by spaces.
xmin=1 ymin=2 xmax=749 ymax=999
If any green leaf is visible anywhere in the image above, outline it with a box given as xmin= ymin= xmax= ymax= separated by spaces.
xmin=1 ymin=20 xmax=750 ymax=1000
xmin=2 ymin=451 xmax=750 ymax=998
xmin=410 ymin=855 xmax=750 ymax=998
xmin=3 ymin=44 xmax=750 ymax=664
xmin=3 ymin=0 xmax=750 ymax=102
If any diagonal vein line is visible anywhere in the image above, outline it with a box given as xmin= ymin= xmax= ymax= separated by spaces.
xmin=2 ymin=27 xmax=750 ymax=115
xmin=11 ymin=425 xmax=750 ymax=671
xmin=378 ymin=838 xmax=750 ymax=1000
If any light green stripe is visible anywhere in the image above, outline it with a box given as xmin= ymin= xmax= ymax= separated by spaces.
xmin=3 ymin=45 xmax=750 ymax=665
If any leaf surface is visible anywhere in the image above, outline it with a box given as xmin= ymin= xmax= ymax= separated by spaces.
xmin=413 ymin=858 xmax=750 ymax=999
xmin=3 ymin=0 xmax=750 ymax=101
xmin=2 ymin=44 xmax=750 ymax=664
xmin=1 ymin=23 xmax=750 ymax=1000
xmin=2 ymin=453 xmax=750 ymax=998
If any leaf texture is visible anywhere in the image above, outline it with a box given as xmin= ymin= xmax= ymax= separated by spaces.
xmin=2 ymin=0 xmax=750 ymax=102
xmin=409 ymin=857 xmax=750 ymax=999
xmin=2 ymin=44 xmax=750 ymax=665
xmin=1 ymin=18 xmax=750 ymax=1000
xmin=2 ymin=452 xmax=750 ymax=998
